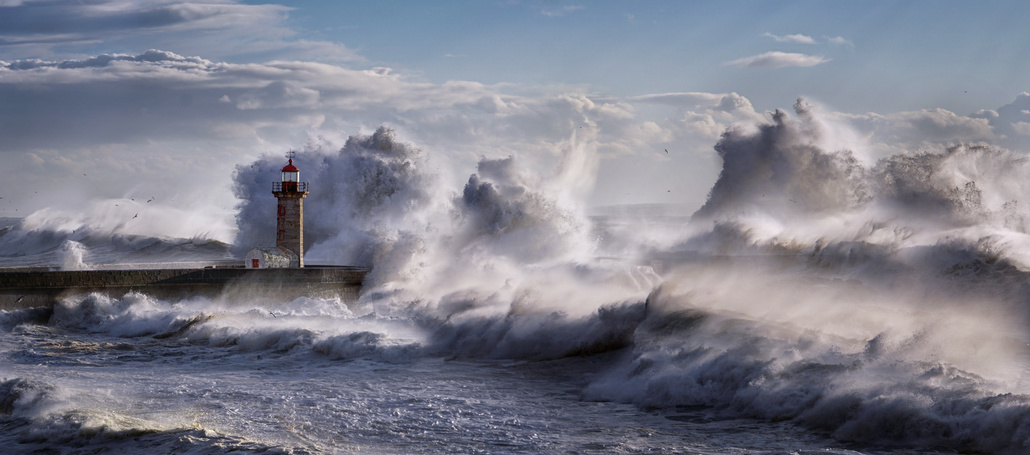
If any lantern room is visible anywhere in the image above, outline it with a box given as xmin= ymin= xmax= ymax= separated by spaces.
xmin=273 ymin=156 xmax=308 ymax=193
xmin=282 ymin=159 xmax=299 ymax=181
xmin=280 ymin=159 xmax=300 ymax=192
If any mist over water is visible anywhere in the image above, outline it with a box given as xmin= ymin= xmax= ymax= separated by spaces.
xmin=603 ymin=100 xmax=1030 ymax=452
xmin=0 ymin=202 xmax=233 ymax=269
xmin=225 ymin=105 xmax=1030 ymax=451
xmin=5 ymin=101 xmax=1030 ymax=452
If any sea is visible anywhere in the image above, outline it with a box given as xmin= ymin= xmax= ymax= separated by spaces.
xmin=4 ymin=111 xmax=1030 ymax=454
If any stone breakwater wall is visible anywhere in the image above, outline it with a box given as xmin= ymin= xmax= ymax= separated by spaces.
xmin=0 ymin=267 xmax=368 ymax=310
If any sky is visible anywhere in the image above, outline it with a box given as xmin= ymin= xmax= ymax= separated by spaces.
xmin=3 ymin=0 xmax=1030 ymax=239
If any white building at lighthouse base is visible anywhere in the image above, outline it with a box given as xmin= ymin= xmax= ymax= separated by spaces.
xmin=246 ymin=246 xmax=299 ymax=269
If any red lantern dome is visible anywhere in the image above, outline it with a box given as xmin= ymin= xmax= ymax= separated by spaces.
xmin=281 ymin=159 xmax=299 ymax=174
xmin=281 ymin=159 xmax=300 ymax=183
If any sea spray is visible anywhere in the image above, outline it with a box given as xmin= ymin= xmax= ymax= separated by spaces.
xmin=0 ymin=201 xmax=232 ymax=268
xmin=585 ymin=257 xmax=1030 ymax=452
xmin=232 ymin=126 xmax=441 ymax=270
xmin=694 ymin=99 xmax=870 ymax=219
xmin=59 ymin=240 xmax=90 ymax=271
xmin=10 ymin=100 xmax=1030 ymax=452
xmin=579 ymin=99 xmax=1030 ymax=452
xmin=232 ymin=126 xmax=654 ymax=316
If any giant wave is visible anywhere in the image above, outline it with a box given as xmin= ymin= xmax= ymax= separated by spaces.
xmin=4 ymin=102 xmax=1030 ymax=452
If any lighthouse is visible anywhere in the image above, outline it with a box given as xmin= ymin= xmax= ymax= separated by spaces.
xmin=271 ymin=152 xmax=308 ymax=267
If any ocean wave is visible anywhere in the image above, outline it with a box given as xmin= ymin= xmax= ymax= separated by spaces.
xmin=0 ymin=216 xmax=232 ymax=269
xmin=12 ymin=99 xmax=1030 ymax=453
xmin=583 ymin=256 xmax=1030 ymax=453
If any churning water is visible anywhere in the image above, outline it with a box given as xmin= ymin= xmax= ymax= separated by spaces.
xmin=3 ymin=102 xmax=1030 ymax=453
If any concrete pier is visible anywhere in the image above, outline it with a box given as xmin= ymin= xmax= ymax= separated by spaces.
xmin=0 ymin=266 xmax=367 ymax=310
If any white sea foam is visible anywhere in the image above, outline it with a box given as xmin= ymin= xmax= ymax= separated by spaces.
xmin=8 ymin=100 xmax=1030 ymax=452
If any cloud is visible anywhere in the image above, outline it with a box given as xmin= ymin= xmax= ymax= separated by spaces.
xmin=975 ymin=92 xmax=1030 ymax=152
xmin=723 ymin=52 xmax=829 ymax=68
xmin=0 ymin=0 xmax=358 ymax=63
xmin=626 ymin=92 xmax=764 ymax=123
xmin=0 ymin=1 xmax=287 ymax=39
xmin=762 ymin=33 xmax=816 ymax=44
xmin=818 ymin=93 xmax=1030 ymax=160
xmin=10 ymin=47 xmax=1028 ymax=234
xmin=629 ymin=92 xmax=726 ymax=107
xmin=835 ymin=108 xmax=996 ymax=160
xmin=540 ymin=5 xmax=584 ymax=17
xmin=0 ymin=48 xmax=767 ymax=216
xmin=1012 ymin=122 xmax=1030 ymax=136
xmin=825 ymin=36 xmax=854 ymax=47
xmin=12 ymin=48 xmax=1026 ymax=226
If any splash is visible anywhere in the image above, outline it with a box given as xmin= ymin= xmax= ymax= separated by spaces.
xmin=231 ymin=126 xmax=659 ymax=353
xmin=0 ymin=201 xmax=233 ymax=268
xmin=59 ymin=240 xmax=90 ymax=271
xmin=583 ymin=98 xmax=1030 ymax=453
xmin=694 ymin=99 xmax=870 ymax=219
xmin=23 ymin=99 xmax=1030 ymax=452
xmin=232 ymin=126 xmax=441 ymax=269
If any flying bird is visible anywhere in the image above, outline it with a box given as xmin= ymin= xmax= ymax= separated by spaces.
xmin=133 ymin=213 xmax=138 ymax=219
xmin=664 ymin=149 xmax=669 ymax=154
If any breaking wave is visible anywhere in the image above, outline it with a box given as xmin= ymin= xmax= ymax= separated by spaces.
xmin=0 ymin=203 xmax=232 ymax=269
xmin=177 ymin=108 xmax=1030 ymax=451
xmin=10 ymin=98 xmax=1030 ymax=452
xmin=0 ymin=377 xmax=299 ymax=454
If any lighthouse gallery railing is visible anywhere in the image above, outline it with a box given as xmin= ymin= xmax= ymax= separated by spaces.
xmin=272 ymin=181 xmax=308 ymax=192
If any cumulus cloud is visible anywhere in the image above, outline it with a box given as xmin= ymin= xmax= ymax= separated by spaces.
xmin=8 ymin=43 xmax=1025 ymax=228
xmin=977 ymin=92 xmax=1030 ymax=152
xmin=723 ymin=51 xmax=829 ymax=68
xmin=762 ymin=33 xmax=816 ymax=44
xmin=822 ymin=92 xmax=1030 ymax=161
xmin=1012 ymin=122 xmax=1030 ymax=136
xmin=0 ymin=47 xmax=769 ymax=217
xmin=834 ymin=108 xmax=996 ymax=160
xmin=897 ymin=108 xmax=994 ymax=139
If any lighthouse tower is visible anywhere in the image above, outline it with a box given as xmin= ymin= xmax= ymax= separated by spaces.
xmin=272 ymin=152 xmax=308 ymax=267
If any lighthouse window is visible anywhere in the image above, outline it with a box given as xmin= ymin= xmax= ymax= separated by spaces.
xmin=282 ymin=171 xmax=299 ymax=182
